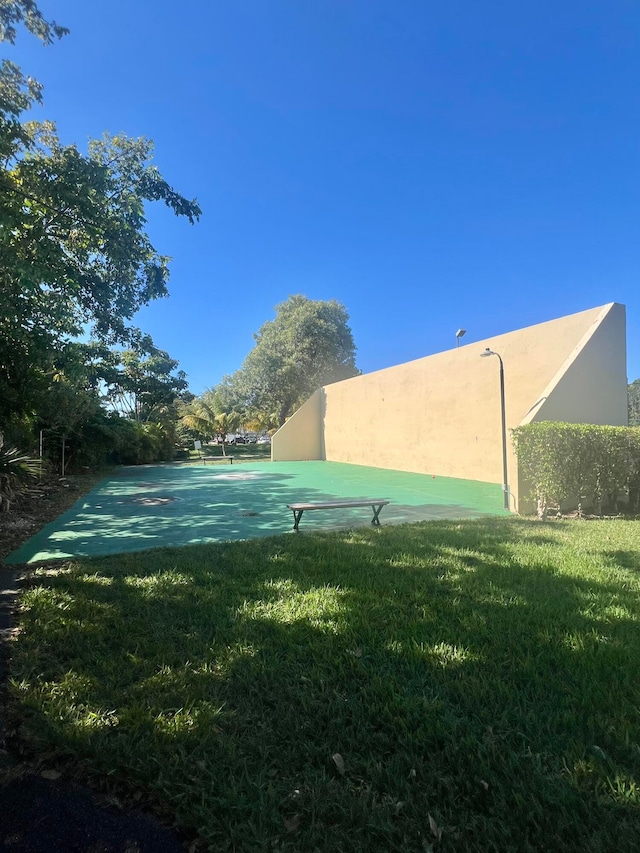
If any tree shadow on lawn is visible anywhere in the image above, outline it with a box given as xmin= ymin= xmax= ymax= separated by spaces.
xmin=9 ymin=517 xmax=640 ymax=852
xmin=600 ymin=549 xmax=640 ymax=573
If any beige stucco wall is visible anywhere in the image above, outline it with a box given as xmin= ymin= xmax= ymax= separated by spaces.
xmin=514 ymin=302 xmax=628 ymax=507
xmin=272 ymin=303 xmax=628 ymax=512
xmin=271 ymin=389 xmax=324 ymax=461
xmin=521 ymin=303 xmax=627 ymax=427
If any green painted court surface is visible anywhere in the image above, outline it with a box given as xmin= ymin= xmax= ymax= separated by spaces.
xmin=6 ymin=460 xmax=508 ymax=564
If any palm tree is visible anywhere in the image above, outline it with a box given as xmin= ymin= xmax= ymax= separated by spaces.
xmin=179 ymin=394 xmax=241 ymax=457
xmin=0 ymin=435 xmax=40 ymax=512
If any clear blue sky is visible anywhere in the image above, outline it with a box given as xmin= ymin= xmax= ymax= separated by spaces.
xmin=8 ymin=0 xmax=640 ymax=393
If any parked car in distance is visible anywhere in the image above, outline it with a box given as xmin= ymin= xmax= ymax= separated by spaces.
xmin=257 ymin=435 xmax=271 ymax=444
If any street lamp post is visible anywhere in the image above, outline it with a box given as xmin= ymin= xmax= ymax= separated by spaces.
xmin=480 ymin=347 xmax=510 ymax=510
xmin=456 ymin=328 xmax=466 ymax=348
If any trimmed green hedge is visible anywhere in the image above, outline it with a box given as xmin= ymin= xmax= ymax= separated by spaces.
xmin=512 ymin=422 xmax=640 ymax=518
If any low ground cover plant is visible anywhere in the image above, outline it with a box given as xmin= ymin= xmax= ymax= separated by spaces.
xmin=9 ymin=517 xmax=640 ymax=851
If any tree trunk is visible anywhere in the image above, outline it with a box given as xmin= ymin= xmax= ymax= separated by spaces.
xmin=278 ymin=403 xmax=291 ymax=427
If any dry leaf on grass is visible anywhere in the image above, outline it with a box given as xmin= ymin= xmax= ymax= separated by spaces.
xmin=428 ymin=812 xmax=442 ymax=840
xmin=332 ymin=753 xmax=345 ymax=775
xmin=40 ymin=769 xmax=62 ymax=780
xmin=283 ymin=814 xmax=302 ymax=832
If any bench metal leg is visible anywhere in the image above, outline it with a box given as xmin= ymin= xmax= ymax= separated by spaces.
xmin=292 ymin=509 xmax=304 ymax=530
xmin=371 ymin=504 xmax=384 ymax=526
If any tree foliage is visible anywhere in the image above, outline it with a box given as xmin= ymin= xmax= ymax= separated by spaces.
xmin=179 ymin=390 xmax=241 ymax=455
xmin=101 ymin=337 xmax=188 ymax=423
xmin=0 ymin=0 xmax=67 ymax=45
xmin=0 ymin=126 xmax=200 ymax=419
xmin=232 ymin=295 xmax=358 ymax=426
xmin=0 ymin=1 xmax=200 ymax=474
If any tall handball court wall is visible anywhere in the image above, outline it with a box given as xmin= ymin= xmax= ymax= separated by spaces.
xmin=272 ymin=303 xmax=628 ymax=513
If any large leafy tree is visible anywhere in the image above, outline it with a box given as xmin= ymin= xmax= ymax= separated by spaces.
xmin=101 ymin=336 xmax=188 ymax=424
xmin=0 ymin=2 xmax=201 ymax=431
xmin=0 ymin=125 xmax=200 ymax=421
xmin=232 ymin=295 xmax=359 ymax=426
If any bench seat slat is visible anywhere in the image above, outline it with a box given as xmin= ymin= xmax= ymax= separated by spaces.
xmin=288 ymin=500 xmax=389 ymax=511
xmin=287 ymin=499 xmax=390 ymax=531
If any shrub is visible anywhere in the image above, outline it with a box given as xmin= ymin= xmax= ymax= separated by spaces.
xmin=512 ymin=422 xmax=640 ymax=518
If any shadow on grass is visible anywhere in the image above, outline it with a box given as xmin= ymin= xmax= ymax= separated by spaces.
xmin=601 ymin=549 xmax=640 ymax=573
xmin=9 ymin=517 xmax=640 ymax=852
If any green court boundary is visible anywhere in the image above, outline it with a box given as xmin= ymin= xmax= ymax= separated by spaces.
xmin=5 ymin=460 xmax=508 ymax=564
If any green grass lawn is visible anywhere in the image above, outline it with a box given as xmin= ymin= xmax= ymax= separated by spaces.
xmin=187 ymin=442 xmax=272 ymax=462
xmin=9 ymin=517 xmax=640 ymax=851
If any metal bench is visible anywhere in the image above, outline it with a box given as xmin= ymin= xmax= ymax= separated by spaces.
xmin=287 ymin=499 xmax=390 ymax=531
xmin=201 ymin=456 xmax=233 ymax=464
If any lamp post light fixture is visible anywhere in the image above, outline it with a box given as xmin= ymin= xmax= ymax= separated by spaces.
xmin=480 ymin=347 xmax=510 ymax=510
xmin=455 ymin=328 xmax=466 ymax=348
